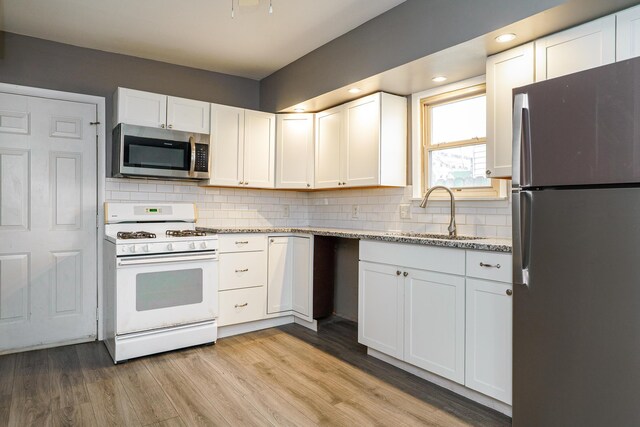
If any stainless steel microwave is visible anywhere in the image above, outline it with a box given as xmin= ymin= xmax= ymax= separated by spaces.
xmin=112 ymin=123 xmax=210 ymax=180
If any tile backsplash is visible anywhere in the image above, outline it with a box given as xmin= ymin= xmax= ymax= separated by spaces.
xmin=105 ymin=178 xmax=511 ymax=238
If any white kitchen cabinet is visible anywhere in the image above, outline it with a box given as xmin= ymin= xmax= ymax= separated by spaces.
xmin=358 ymin=261 xmax=404 ymax=359
xmin=267 ymin=236 xmax=313 ymax=321
xmin=486 ymin=43 xmax=534 ymax=178
xmin=205 ymin=104 xmax=275 ymax=189
xmin=404 ymin=268 xmax=466 ymax=384
xmin=535 ymin=15 xmax=616 ymax=81
xmin=276 ymin=114 xmax=314 ymax=189
xmin=114 ymin=88 xmax=210 ymax=133
xmin=617 ymin=5 xmax=640 ymax=61
xmin=315 ymin=92 xmax=407 ymax=189
xmin=465 ymin=278 xmax=513 ymax=404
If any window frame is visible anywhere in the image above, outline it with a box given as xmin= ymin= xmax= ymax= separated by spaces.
xmin=412 ymin=77 xmax=506 ymax=200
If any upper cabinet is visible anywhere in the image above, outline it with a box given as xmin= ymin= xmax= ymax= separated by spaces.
xmin=486 ymin=43 xmax=534 ymax=179
xmin=276 ymin=114 xmax=315 ymax=189
xmin=616 ymin=5 xmax=640 ymax=61
xmin=114 ymin=88 xmax=210 ymax=134
xmin=315 ymin=92 xmax=407 ymax=189
xmin=535 ymin=16 xmax=616 ymax=81
xmin=205 ymin=103 xmax=275 ymax=189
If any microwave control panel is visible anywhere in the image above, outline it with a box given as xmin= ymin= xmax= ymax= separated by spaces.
xmin=195 ymin=144 xmax=209 ymax=172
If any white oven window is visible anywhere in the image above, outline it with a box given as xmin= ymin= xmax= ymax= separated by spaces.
xmin=136 ymin=268 xmax=203 ymax=311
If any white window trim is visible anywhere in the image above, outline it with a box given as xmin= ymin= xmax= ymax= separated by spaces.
xmin=410 ymin=75 xmax=507 ymax=201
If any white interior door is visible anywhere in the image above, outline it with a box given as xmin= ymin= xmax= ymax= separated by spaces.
xmin=0 ymin=92 xmax=98 ymax=352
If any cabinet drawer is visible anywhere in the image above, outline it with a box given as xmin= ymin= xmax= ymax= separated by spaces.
xmin=219 ymin=251 xmax=266 ymax=291
xmin=218 ymin=287 xmax=266 ymax=326
xmin=219 ymin=234 xmax=266 ymax=253
xmin=466 ymin=251 xmax=512 ymax=283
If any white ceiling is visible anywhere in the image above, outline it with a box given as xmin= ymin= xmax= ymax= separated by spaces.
xmin=0 ymin=0 xmax=406 ymax=80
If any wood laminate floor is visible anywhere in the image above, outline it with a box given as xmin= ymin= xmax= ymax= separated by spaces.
xmin=0 ymin=318 xmax=511 ymax=426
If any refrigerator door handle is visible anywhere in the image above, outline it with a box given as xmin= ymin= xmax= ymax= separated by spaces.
xmin=512 ymin=190 xmax=531 ymax=287
xmin=511 ymin=93 xmax=530 ymax=188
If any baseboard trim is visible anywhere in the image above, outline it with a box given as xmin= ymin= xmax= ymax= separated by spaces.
xmin=294 ymin=316 xmax=318 ymax=331
xmin=0 ymin=335 xmax=96 ymax=356
xmin=218 ymin=316 xmax=294 ymax=338
xmin=367 ymin=348 xmax=512 ymax=417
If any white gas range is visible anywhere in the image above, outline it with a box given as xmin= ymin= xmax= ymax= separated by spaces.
xmin=103 ymin=202 xmax=218 ymax=363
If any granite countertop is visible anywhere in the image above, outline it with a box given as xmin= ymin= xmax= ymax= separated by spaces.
xmin=196 ymin=227 xmax=512 ymax=253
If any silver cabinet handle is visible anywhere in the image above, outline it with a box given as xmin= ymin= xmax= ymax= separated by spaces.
xmin=168 ymin=124 xmax=173 ymax=129
xmin=235 ymin=241 xmax=249 ymax=245
xmin=160 ymin=123 xmax=166 ymax=128
xmin=403 ymin=272 xmax=408 ymax=277
xmin=479 ymin=262 xmax=501 ymax=269
xmin=307 ymin=183 xmax=311 ymax=188
xmin=396 ymin=270 xmax=401 ymax=276
xmin=506 ymin=289 xmax=513 ymax=296
xmin=244 ymin=182 xmax=249 ymax=186
xmin=234 ymin=303 xmax=248 ymax=308
xmin=239 ymin=181 xmax=244 ymax=185
xmin=235 ymin=268 xmax=249 ymax=273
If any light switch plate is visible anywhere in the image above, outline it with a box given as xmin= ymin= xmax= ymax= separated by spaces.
xmin=352 ymin=205 xmax=360 ymax=219
xmin=400 ymin=204 xmax=412 ymax=219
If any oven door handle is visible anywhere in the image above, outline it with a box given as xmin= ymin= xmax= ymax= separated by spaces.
xmin=117 ymin=253 xmax=217 ymax=266
xmin=189 ymin=136 xmax=196 ymax=177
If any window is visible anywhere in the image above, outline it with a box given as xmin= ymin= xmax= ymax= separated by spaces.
xmin=420 ymin=83 xmax=503 ymax=199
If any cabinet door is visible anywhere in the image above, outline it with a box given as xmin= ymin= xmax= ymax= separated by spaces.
xmin=617 ymin=5 xmax=640 ymax=61
xmin=315 ymin=107 xmax=343 ymax=188
xmin=291 ymin=236 xmax=312 ymax=320
xmin=535 ymin=15 xmax=615 ymax=81
xmin=267 ymin=237 xmax=292 ymax=314
xmin=486 ymin=43 xmax=534 ymax=178
xmin=115 ymin=88 xmax=167 ymax=129
xmin=343 ymin=93 xmax=380 ymax=187
xmin=358 ymin=261 xmax=404 ymax=359
xmin=208 ymin=103 xmax=244 ymax=187
xmin=465 ymin=278 xmax=512 ymax=404
xmin=404 ymin=268 xmax=465 ymax=384
xmin=276 ymin=114 xmax=314 ymax=189
xmin=166 ymin=96 xmax=210 ymax=134
xmin=243 ymin=110 xmax=276 ymax=189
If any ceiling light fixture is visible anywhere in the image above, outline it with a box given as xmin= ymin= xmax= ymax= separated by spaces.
xmin=231 ymin=0 xmax=235 ymax=18
xmin=294 ymin=107 xmax=305 ymax=113
xmin=495 ymin=33 xmax=517 ymax=43
xmin=231 ymin=0 xmax=273 ymax=18
xmin=269 ymin=0 xmax=273 ymax=14
xmin=432 ymin=76 xmax=447 ymax=83
xmin=348 ymin=88 xmax=362 ymax=94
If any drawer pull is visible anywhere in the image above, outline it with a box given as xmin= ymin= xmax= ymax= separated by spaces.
xmin=235 ymin=268 xmax=249 ymax=273
xmin=506 ymin=289 xmax=513 ymax=296
xmin=396 ymin=270 xmax=401 ymax=276
xmin=234 ymin=302 xmax=248 ymax=308
xmin=235 ymin=241 xmax=249 ymax=245
xmin=479 ymin=262 xmax=501 ymax=269
xmin=403 ymin=271 xmax=408 ymax=277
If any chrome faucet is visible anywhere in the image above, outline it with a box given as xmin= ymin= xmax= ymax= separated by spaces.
xmin=420 ymin=185 xmax=457 ymax=237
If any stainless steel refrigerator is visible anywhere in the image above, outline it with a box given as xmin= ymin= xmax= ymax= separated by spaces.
xmin=512 ymin=57 xmax=640 ymax=426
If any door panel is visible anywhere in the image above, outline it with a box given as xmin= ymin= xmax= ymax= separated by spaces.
xmin=208 ymin=103 xmax=244 ymax=187
xmin=0 ymin=92 xmax=97 ymax=352
xmin=291 ymin=237 xmax=312 ymax=319
xmin=344 ymin=94 xmax=380 ymax=187
xmin=243 ymin=110 xmax=275 ymax=188
xmin=276 ymin=114 xmax=314 ymax=189
xmin=116 ymin=88 xmax=166 ymax=129
xmin=514 ymin=188 xmax=640 ymax=425
xmin=516 ymin=57 xmax=640 ymax=187
xmin=315 ymin=109 xmax=342 ymax=188
xmin=166 ymin=96 xmax=210 ymax=134
xmin=267 ymin=237 xmax=292 ymax=314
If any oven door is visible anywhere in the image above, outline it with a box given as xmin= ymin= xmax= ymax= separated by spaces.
xmin=115 ymin=252 xmax=218 ymax=335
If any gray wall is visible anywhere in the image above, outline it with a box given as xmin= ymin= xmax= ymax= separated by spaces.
xmin=0 ymin=31 xmax=259 ymax=174
xmin=259 ymin=0 xmax=563 ymax=111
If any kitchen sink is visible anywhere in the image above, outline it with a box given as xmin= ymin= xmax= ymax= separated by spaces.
xmin=389 ymin=232 xmax=484 ymax=241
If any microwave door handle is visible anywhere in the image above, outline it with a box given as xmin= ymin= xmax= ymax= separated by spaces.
xmin=512 ymin=93 xmax=529 ymax=188
xmin=189 ymin=136 xmax=196 ymax=177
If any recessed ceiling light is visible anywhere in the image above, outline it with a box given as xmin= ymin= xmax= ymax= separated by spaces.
xmin=293 ymin=107 xmax=305 ymax=113
xmin=432 ymin=76 xmax=447 ymax=83
xmin=348 ymin=87 xmax=362 ymax=94
xmin=495 ymin=33 xmax=517 ymax=43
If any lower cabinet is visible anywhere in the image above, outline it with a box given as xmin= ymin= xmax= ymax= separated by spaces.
xmin=358 ymin=261 xmax=404 ymax=360
xmin=218 ymin=286 xmax=267 ymax=327
xmin=267 ymin=236 xmax=313 ymax=321
xmin=404 ymin=268 xmax=465 ymax=384
xmin=465 ymin=278 xmax=513 ymax=405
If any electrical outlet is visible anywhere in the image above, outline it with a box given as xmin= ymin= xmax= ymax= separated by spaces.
xmin=283 ymin=205 xmax=290 ymax=218
xmin=400 ymin=204 xmax=412 ymax=219
xmin=352 ymin=205 xmax=360 ymax=219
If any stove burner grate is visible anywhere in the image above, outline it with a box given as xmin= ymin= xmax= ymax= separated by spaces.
xmin=117 ymin=231 xmax=157 ymax=240
xmin=166 ymin=230 xmax=207 ymax=237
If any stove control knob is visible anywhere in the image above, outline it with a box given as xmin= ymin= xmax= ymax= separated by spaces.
xmin=143 ymin=244 xmax=150 ymax=252
xmin=129 ymin=245 xmax=136 ymax=253
xmin=200 ymin=241 xmax=207 ymax=249
xmin=167 ymin=243 xmax=174 ymax=251
xmin=189 ymin=242 xmax=196 ymax=249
